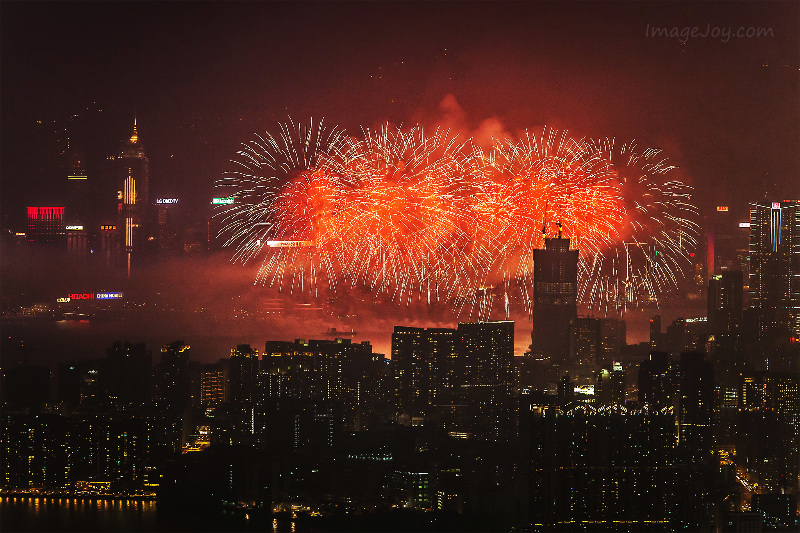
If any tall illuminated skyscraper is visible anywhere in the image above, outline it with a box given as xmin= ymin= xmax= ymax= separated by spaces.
xmin=748 ymin=201 xmax=800 ymax=341
xmin=119 ymin=119 xmax=150 ymax=276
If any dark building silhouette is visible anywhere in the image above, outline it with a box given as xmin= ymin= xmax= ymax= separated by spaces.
xmin=229 ymin=344 xmax=259 ymax=404
xmin=649 ymin=314 xmax=663 ymax=350
xmin=531 ymin=234 xmax=578 ymax=365
xmin=2 ymin=365 xmax=50 ymax=412
xmin=638 ymin=352 xmax=676 ymax=409
xmin=676 ymin=352 xmax=715 ymax=465
xmin=159 ymin=341 xmax=191 ymax=411
xmin=708 ymin=271 xmax=744 ymax=353
xmin=58 ymin=359 xmax=105 ymax=410
xmin=106 ymin=341 xmax=152 ymax=406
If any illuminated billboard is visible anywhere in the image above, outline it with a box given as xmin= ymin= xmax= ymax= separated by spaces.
xmin=96 ymin=292 xmax=123 ymax=300
xmin=772 ymin=202 xmax=781 ymax=209
xmin=739 ymin=222 xmax=751 ymax=228
xmin=64 ymin=292 xmax=123 ymax=301
xmin=716 ymin=206 xmax=728 ymax=212
xmin=65 ymin=225 xmax=84 ymax=231
xmin=156 ymin=198 xmax=179 ymax=204
xmin=100 ymin=225 xmax=117 ymax=231
xmin=212 ymin=197 xmax=234 ymax=205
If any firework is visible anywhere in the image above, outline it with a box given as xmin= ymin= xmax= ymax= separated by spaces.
xmin=216 ymin=120 xmax=698 ymax=317
xmin=215 ymin=119 xmax=347 ymax=294
xmin=580 ymin=138 xmax=699 ymax=313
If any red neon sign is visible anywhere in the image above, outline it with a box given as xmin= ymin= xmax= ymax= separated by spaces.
xmin=68 ymin=293 xmax=95 ymax=300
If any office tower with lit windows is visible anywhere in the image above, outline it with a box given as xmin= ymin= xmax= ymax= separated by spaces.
xmin=531 ymin=234 xmax=578 ymax=365
xmin=748 ymin=200 xmax=800 ymax=342
xmin=26 ymin=206 xmax=65 ymax=245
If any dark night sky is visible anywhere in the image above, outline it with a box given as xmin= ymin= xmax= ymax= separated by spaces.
xmin=2 ymin=0 xmax=798 ymax=227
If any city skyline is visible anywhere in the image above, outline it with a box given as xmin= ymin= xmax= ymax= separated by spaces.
xmin=1 ymin=3 xmax=799 ymax=530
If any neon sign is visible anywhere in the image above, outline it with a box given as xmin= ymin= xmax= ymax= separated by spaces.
xmin=156 ymin=198 xmax=179 ymax=204
xmin=100 ymin=225 xmax=117 ymax=231
xmin=212 ymin=197 xmax=234 ymax=205
xmin=56 ymin=297 xmax=71 ymax=303
xmin=716 ymin=206 xmax=728 ymax=212
xmin=65 ymin=225 xmax=84 ymax=230
xmin=772 ymin=202 xmax=781 ymax=209
xmin=68 ymin=293 xmax=95 ymax=300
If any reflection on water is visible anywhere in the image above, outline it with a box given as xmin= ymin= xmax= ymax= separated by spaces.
xmin=1 ymin=497 xmax=300 ymax=532
xmin=1 ymin=497 xmax=158 ymax=532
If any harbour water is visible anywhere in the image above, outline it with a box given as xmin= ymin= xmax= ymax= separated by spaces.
xmin=0 ymin=496 xmax=277 ymax=532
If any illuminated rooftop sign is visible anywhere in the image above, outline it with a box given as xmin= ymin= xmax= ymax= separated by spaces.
xmin=64 ymin=292 xmax=123 ymax=301
xmin=266 ymin=240 xmax=315 ymax=248
xmin=212 ymin=197 xmax=234 ymax=205
xmin=772 ymin=202 xmax=781 ymax=209
xmin=65 ymin=225 xmax=84 ymax=231
xmin=716 ymin=206 xmax=728 ymax=212
xmin=100 ymin=225 xmax=117 ymax=231
xmin=156 ymin=198 xmax=179 ymax=204
xmin=56 ymin=297 xmax=71 ymax=303
xmin=739 ymin=222 xmax=751 ymax=228
xmin=574 ymin=384 xmax=595 ymax=396
xmin=68 ymin=293 xmax=95 ymax=300
xmin=67 ymin=175 xmax=87 ymax=180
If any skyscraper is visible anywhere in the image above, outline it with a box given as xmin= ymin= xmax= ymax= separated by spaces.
xmin=708 ymin=271 xmax=744 ymax=353
xmin=531 ymin=233 xmax=578 ymax=365
xmin=119 ymin=119 xmax=150 ymax=275
xmin=748 ymin=201 xmax=800 ymax=342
